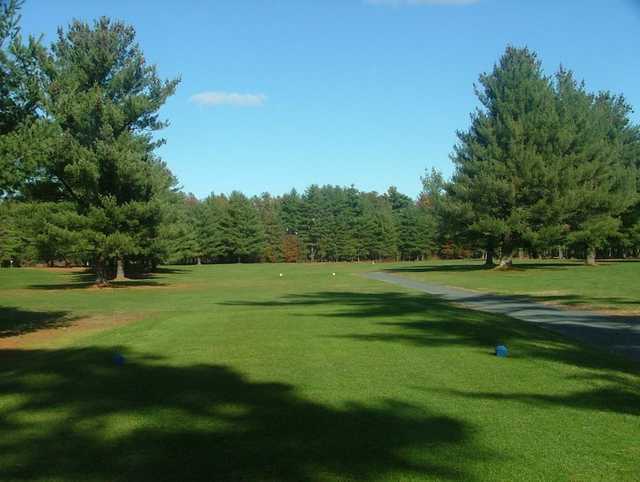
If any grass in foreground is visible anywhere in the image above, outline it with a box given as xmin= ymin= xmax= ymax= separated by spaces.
xmin=0 ymin=263 xmax=638 ymax=481
xmin=390 ymin=259 xmax=640 ymax=313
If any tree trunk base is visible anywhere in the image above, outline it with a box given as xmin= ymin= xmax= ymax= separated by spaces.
xmin=484 ymin=249 xmax=495 ymax=268
xmin=494 ymin=263 xmax=514 ymax=271
xmin=95 ymin=260 xmax=110 ymax=287
xmin=495 ymin=257 xmax=514 ymax=270
xmin=114 ymin=257 xmax=127 ymax=281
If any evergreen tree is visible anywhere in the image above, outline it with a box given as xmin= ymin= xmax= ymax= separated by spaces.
xmin=386 ymin=186 xmax=435 ymax=261
xmin=255 ymin=193 xmax=285 ymax=262
xmin=620 ymin=126 xmax=640 ymax=255
xmin=280 ymin=189 xmax=304 ymax=236
xmin=221 ymin=191 xmax=264 ymax=262
xmin=357 ymin=192 xmax=397 ymax=260
xmin=25 ymin=201 xmax=86 ymax=265
xmin=23 ymin=18 xmax=179 ymax=282
xmin=301 ymin=185 xmax=330 ymax=261
xmin=385 ymin=186 xmax=412 ymax=211
xmin=446 ymin=46 xmax=559 ymax=267
xmin=0 ymin=201 xmax=22 ymax=265
xmin=333 ymin=186 xmax=361 ymax=261
xmin=0 ymin=0 xmax=41 ymax=196
xmin=420 ymin=169 xmax=451 ymax=258
xmin=197 ymin=194 xmax=225 ymax=262
xmin=554 ymin=70 xmax=637 ymax=264
xmin=395 ymin=204 xmax=436 ymax=260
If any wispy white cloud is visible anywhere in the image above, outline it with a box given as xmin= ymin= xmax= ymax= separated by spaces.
xmin=365 ymin=0 xmax=479 ymax=6
xmin=190 ymin=91 xmax=267 ymax=107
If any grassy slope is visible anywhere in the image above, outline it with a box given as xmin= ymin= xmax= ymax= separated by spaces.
xmin=0 ymin=263 xmax=638 ymax=481
xmin=390 ymin=259 xmax=640 ymax=313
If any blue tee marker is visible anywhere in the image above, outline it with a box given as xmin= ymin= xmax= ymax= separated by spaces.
xmin=113 ymin=353 xmax=126 ymax=366
xmin=495 ymin=345 xmax=508 ymax=357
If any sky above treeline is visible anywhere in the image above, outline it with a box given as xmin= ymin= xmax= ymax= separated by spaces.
xmin=19 ymin=0 xmax=640 ymax=199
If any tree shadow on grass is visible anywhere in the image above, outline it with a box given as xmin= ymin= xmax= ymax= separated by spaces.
xmin=384 ymin=262 xmax=640 ymax=311
xmin=0 ymin=347 xmax=487 ymax=481
xmin=522 ymin=293 xmax=640 ymax=311
xmin=432 ymin=384 xmax=640 ymax=417
xmin=436 ymin=291 xmax=640 ymax=324
xmin=153 ymin=266 xmax=190 ymax=274
xmin=0 ymin=306 xmax=76 ymax=338
xmin=221 ymin=290 xmax=640 ymax=416
xmin=222 ymin=290 xmax=639 ymax=366
xmin=125 ymin=266 xmax=190 ymax=279
xmin=386 ymin=262 xmax=581 ymax=274
xmin=27 ymin=270 xmax=169 ymax=290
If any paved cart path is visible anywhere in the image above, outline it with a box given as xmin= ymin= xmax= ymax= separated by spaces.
xmin=364 ymin=271 xmax=640 ymax=364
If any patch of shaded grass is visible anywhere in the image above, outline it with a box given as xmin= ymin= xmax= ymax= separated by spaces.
xmin=0 ymin=306 xmax=75 ymax=338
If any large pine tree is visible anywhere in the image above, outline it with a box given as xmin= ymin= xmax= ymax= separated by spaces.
xmin=23 ymin=18 xmax=179 ymax=282
xmin=221 ymin=192 xmax=264 ymax=263
xmin=0 ymin=0 xmax=40 ymax=195
xmin=554 ymin=69 xmax=637 ymax=264
xmin=255 ymin=193 xmax=285 ymax=262
xmin=446 ymin=46 xmax=560 ymax=267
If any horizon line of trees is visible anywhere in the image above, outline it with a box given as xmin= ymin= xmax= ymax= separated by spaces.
xmin=1 ymin=1 xmax=639 ymax=283
xmin=157 ymin=185 xmax=436 ymax=265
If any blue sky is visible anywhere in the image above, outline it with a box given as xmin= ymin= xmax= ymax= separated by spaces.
xmin=20 ymin=0 xmax=640 ymax=199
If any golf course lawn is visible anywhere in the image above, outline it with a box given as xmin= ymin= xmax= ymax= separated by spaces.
xmin=389 ymin=259 xmax=640 ymax=313
xmin=0 ymin=263 xmax=638 ymax=481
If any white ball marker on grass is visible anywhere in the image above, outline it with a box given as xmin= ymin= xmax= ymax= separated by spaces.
xmin=279 ymin=273 xmax=283 ymax=277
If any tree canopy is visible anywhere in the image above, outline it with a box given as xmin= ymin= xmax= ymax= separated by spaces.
xmin=434 ymin=47 xmax=639 ymax=266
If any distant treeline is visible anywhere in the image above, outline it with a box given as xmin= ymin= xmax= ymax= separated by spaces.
xmin=0 ymin=1 xmax=638 ymax=282
xmin=158 ymin=186 xmax=436 ymax=265
xmin=0 ymin=184 xmax=438 ymax=267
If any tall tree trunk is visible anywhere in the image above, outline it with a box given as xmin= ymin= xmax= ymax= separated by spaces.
xmin=497 ymin=248 xmax=515 ymax=269
xmin=196 ymin=256 xmax=202 ymax=265
xmin=95 ymin=259 xmax=108 ymax=286
xmin=585 ymin=246 xmax=597 ymax=266
xmin=114 ymin=257 xmax=127 ymax=281
xmin=484 ymin=247 xmax=495 ymax=267
xmin=558 ymin=246 xmax=564 ymax=259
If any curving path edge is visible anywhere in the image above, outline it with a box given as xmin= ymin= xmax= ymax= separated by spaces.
xmin=364 ymin=271 xmax=640 ymax=365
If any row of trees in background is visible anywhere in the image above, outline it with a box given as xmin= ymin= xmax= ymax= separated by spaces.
xmin=159 ymin=186 xmax=436 ymax=265
xmin=0 ymin=182 xmax=437 ymax=267
xmin=1 ymin=1 xmax=639 ymax=282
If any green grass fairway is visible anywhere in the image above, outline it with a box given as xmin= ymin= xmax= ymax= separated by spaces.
xmin=1 ymin=264 xmax=639 ymax=481
xmin=390 ymin=259 xmax=640 ymax=313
